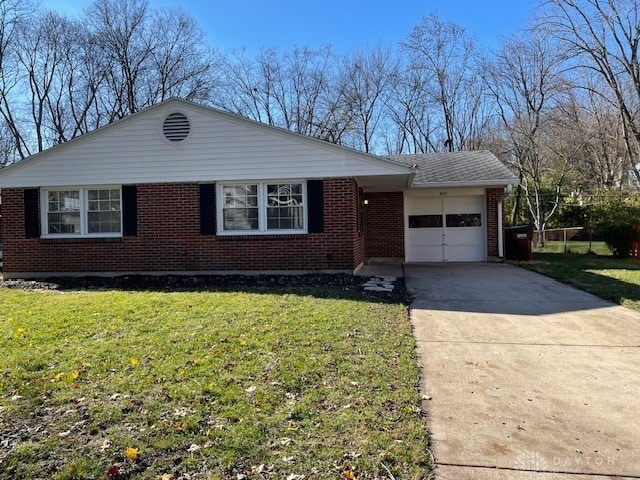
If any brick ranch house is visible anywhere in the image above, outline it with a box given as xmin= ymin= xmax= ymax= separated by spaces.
xmin=0 ymin=99 xmax=516 ymax=278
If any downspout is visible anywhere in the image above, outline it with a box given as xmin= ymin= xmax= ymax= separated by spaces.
xmin=498 ymin=185 xmax=511 ymax=258
xmin=406 ymin=164 xmax=418 ymax=188
xmin=498 ymin=200 xmax=504 ymax=258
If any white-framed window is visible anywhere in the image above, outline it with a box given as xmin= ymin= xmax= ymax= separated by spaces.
xmin=41 ymin=186 xmax=122 ymax=237
xmin=217 ymin=181 xmax=306 ymax=235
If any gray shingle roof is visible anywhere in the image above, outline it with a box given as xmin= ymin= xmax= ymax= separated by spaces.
xmin=386 ymin=150 xmax=517 ymax=187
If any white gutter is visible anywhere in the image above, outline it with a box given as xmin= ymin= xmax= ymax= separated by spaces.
xmin=412 ymin=179 xmax=518 ymax=188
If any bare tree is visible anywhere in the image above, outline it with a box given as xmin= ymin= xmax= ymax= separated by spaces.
xmin=572 ymin=79 xmax=630 ymax=191
xmin=0 ymin=119 xmax=17 ymax=167
xmin=338 ymin=46 xmax=395 ymax=153
xmin=483 ymin=32 xmax=573 ymax=241
xmin=0 ymin=0 xmax=34 ymax=159
xmin=145 ymin=8 xmax=219 ymax=104
xmin=402 ymin=14 xmax=487 ymax=152
xmin=85 ymin=0 xmax=151 ymax=119
xmin=13 ymin=12 xmax=78 ymax=152
xmin=217 ymin=46 xmax=354 ymax=145
xmin=543 ymin=0 xmax=640 ymax=181
xmin=0 ymin=0 xmax=219 ymax=159
xmin=385 ymin=62 xmax=438 ymax=154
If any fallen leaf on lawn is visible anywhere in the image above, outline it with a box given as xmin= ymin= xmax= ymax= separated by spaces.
xmin=286 ymin=474 xmax=305 ymax=480
xmin=58 ymin=430 xmax=71 ymax=438
xmin=106 ymin=465 xmax=120 ymax=477
xmin=286 ymin=422 xmax=298 ymax=431
xmin=245 ymin=385 xmax=257 ymax=394
xmin=125 ymin=447 xmax=139 ymax=460
xmin=282 ymin=456 xmax=295 ymax=463
xmin=249 ymin=464 xmax=272 ymax=474
xmin=156 ymin=475 xmax=173 ymax=480
xmin=187 ymin=444 xmax=201 ymax=453
xmin=342 ymin=468 xmax=356 ymax=479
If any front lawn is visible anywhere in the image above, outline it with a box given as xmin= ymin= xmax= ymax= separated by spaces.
xmin=521 ymin=253 xmax=640 ymax=311
xmin=0 ymin=284 xmax=429 ymax=479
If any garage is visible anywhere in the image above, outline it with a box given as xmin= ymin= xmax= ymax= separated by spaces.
xmin=405 ymin=190 xmax=486 ymax=262
xmin=364 ymin=151 xmax=516 ymax=264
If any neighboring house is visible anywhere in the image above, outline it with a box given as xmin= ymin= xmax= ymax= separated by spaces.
xmin=0 ymin=99 xmax=516 ymax=279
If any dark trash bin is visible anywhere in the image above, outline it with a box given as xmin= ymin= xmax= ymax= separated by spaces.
xmin=505 ymin=225 xmax=534 ymax=261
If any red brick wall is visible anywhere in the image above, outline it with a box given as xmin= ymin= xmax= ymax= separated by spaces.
xmin=0 ymin=178 xmax=363 ymax=276
xmin=363 ymin=191 xmax=404 ymax=258
xmin=486 ymin=187 xmax=505 ymax=257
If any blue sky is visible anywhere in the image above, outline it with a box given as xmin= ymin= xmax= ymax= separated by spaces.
xmin=41 ymin=0 xmax=536 ymax=52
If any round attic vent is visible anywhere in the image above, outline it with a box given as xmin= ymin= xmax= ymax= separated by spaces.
xmin=162 ymin=112 xmax=190 ymax=143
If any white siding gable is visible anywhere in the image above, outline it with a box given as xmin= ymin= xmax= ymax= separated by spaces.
xmin=0 ymin=99 xmax=410 ymax=188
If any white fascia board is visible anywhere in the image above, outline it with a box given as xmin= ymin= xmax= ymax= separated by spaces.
xmin=411 ymin=179 xmax=518 ymax=189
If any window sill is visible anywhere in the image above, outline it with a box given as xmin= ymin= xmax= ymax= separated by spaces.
xmin=216 ymin=233 xmax=308 ymax=241
xmin=40 ymin=236 xmax=124 ymax=244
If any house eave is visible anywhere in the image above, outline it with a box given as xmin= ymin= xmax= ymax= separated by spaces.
xmin=410 ymin=179 xmax=518 ymax=189
xmin=355 ymin=174 xmax=411 ymax=192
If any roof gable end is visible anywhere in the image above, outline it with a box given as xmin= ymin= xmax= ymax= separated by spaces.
xmin=0 ymin=99 xmax=410 ymax=188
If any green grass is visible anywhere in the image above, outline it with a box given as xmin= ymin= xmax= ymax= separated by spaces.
xmin=532 ymin=240 xmax=611 ymax=255
xmin=0 ymin=287 xmax=429 ymax=479
xmin=521 ymin=250 xmax=640 ymax=311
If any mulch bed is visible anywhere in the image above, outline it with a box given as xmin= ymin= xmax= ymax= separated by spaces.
xmin=0 ymin=274 xmax=411 ymax=304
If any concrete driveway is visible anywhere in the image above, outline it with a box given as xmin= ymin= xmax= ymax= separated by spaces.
xmin=406 ymin=263 xmax=640 ymax=480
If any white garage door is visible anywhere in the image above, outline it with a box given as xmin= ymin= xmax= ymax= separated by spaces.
xmin=405 ymin=195 xmax=485 ymax=262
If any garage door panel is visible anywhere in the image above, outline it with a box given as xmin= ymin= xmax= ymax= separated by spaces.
xmin=446 ymin=245 xmax=484 ymax=261
xmin=446 ymin=228 xmax=483 ymax=246
xmin=406 ymin=198 xmax=441 ymax=215
xmin=406 ymin=245 xmax=444 ymax=262
xmin=407 ymin=228 xmax=443 ymax=245
xmin=446 ymin=196 xmax=483 ymax=213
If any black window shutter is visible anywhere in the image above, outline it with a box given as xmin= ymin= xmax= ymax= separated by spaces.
xmin=24 ymin=188 xmax=40 ymax=238
xmin=122 ymin=185 xmax=138 ymax=236
xmin=200 ymin=183 xmax=216 ymax=235
xmin=357 ymin=187 xmax=364 ymax=233
xmin=307 ymin=180 xmax=324 ymax=233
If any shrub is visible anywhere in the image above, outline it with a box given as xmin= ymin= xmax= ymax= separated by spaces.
xmin=600 ymin=224 xmax=638 ymax=258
